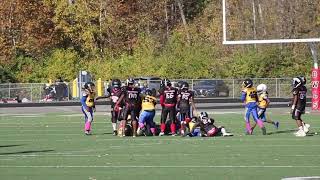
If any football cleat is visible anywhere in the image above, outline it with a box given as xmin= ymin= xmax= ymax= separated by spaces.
xmin=275 ymin=122 xmax=279 ymax=129
xmin=222 ymin=132 xmax=233 ymax=137
xmin=113 ymin=130 xmax=118 ymax=136
xmin=303 ymin=123 xmax=310 ymax=133
xmin=159 ymin=132 xmax=165 ymax=136
xmin=295 ymin=130 xmax=306 ymax=137
xmin=261 ymin=127 xmax=267 ymax=135
xmin=85 ymin=131 xmax=91 ymax=135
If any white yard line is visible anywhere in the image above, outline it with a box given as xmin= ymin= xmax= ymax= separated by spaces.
xmin=0 ymin=114 xmax=43 ymax=117
xmin=1 ymin=138 xmax=319 ymax=142
xmin=0 ymin=165 xmax=319 ymax=168
xmin=1 ymin=154 xmax=320 ymax=158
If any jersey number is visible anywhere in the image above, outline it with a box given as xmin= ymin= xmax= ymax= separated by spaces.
xmin=182 ymin=93 xmax=190 ymax=100
xmin=128 ymin=93 xmax=137 ymax=99
xmin=166 ymin=92 xmax=174 ymax=99
xmin=111 ymin=96 xmax=119 ymax=103
xmin=299 ymin=93 xmax=306 ymax=100
xmin=249 ymin=91 xmax=256 ymax=98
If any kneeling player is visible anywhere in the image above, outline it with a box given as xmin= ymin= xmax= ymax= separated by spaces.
xmin=251 ymin=84 xmax=279 ymax=131
xmin=188 ymin=112 xmax=233 ymax=137
xmin=137 ymin=89 xmax=157 ymax=136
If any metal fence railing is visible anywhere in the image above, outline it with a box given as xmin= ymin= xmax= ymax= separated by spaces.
xmin=0 ymin=78 xmax=311 ymax=103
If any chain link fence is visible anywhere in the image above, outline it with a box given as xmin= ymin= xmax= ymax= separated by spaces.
xmin=0 ymin=78 xmax=311 ymax=103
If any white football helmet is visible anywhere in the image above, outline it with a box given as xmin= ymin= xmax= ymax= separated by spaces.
xmin=257 ymin=84 xmax=267 ymax=92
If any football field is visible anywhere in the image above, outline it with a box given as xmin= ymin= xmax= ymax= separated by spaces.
xmin=0 ymin=107 xmax=319 ymax=180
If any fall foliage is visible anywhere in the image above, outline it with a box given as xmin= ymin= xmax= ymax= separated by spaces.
xmin=0 ymin=0 xmax=319 ymax=82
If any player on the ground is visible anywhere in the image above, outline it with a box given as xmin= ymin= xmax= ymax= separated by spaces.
xmin=251 ymin=84 xmax=279 ymax=131
xmin=115 ymin=78 xmax=141 ymax=137
xmin=188 ymin=112 xmax=233 ymax=137
xmin=177 ymin=81 xmax=197 ymax=136
xmin=159 ymin=78 xmax=178 ymax=136
xmin=291 ymin=76 xmax=310 ymax=137
xmin=137 ymin=89 xmax=157 ymax=136
xmin=80 ymin=82 xmax=96 ymax=135
xmin=95 ymin=79 xmax=123 ymax=136
xmin=241 ymin=79 xmax=266 ymax=135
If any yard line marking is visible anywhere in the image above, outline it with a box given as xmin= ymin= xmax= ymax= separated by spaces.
xmin=1 ymin=154 xmax=320 ymax=157
xmin=1 ymin=138 xmax=319 ymax=142
xmin=0 ymin=114 xmax=43 ymax=117
xmin=0 ymin=165 xmax=320 ymax=168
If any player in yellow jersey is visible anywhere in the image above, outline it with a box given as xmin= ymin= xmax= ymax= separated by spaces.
xmin=251 ymin=84 xmax=279 ymax=131
xmin=137 ymin=89 xmax=157 ymax=136
xmin=240 ymin=79 xmax=266 ymax=135
xmin=81 ymin=82 xmax=96 ymax=135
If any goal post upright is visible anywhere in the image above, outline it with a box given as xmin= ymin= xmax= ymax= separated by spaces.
xmin=221 ymin=0 xmax=320 ymax=110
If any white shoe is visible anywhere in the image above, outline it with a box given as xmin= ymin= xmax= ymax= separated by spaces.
xmin=223 ymin=133 xmax=233 ymax=137
xmin=159 ymin=132 xmax=165 ymax=136
xmin=303 ymin=124 xmax=310 ymax=133
xmin=137 ymin=128 xmax=142 ymax=136
xmin=171 ymin=133 xmax=177 ymax=136
xmin=295 ymin=130 xmax=306 ymax=137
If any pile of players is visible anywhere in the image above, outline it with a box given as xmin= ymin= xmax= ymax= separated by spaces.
xmin=81 ymin=78 xmax=232 ymax=137
xmin=80 ymin=76 xmax=310 ymax=137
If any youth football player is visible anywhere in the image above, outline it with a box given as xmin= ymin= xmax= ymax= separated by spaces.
xmin=137 ymin=89 xmax=157 ymax=136
xmin=251 ymin=84 xmax=279 ymax=131
xmin=177 ymin=81 xmax=197 ymax=136
xmin=95 ymin=79 xmax=123 ymax=136
xmin=115 ymin=78 xmax=141 ymax=137
xmin=188 ymin=112 xmax=233 ymax=137
xmin=291 ymin=76 xmax=310 ymax=137
xmin=159 ymin=78 xmax=178 ymax=136
xmin=241 ymin=79 xmax=266 ymax=135
xmin=81 ymin=82 xmax=96 ymax=135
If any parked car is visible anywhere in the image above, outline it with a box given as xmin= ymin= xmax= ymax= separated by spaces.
xmin=192 ymin=80 xmax=229 ymax=97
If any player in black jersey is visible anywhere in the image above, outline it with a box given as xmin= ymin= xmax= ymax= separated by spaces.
xmin=96 ymin=79 xmax=123 ymax=136
xmin=291 ymin=76 xmax=310 ymax=137
xmin=187 ymin=112 xmax=232 ymax=137
xmin=159 ymin=78 xmax=178 ymax=136
xmin=177 ymin=81 xmax=197 ymax=136
xmin=115 ymin=78 xmax=141 ymax=137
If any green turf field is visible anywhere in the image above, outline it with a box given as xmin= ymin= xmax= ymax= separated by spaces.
xmin=0 ymin=110 xmax=319 ymax=180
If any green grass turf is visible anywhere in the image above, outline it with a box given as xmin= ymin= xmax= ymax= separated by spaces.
xmin=0 ymin=110 xmax=319 ymax=180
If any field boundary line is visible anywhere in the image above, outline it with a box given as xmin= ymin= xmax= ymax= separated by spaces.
xmin=0 ymin=165 xmax=320 ymax=168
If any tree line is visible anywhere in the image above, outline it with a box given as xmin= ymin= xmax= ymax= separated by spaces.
xmin=0 ymin=0 xmax=318 ymax=82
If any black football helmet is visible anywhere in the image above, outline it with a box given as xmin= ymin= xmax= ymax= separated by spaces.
xmin=292 ymin=77 xmax=302 ymax=89
xmin=112 ymin=79 xmax=121 ymax=88
xmin=145 ymin=89 xmax=153 ymax=96
xmin=199 ymin=112 xmax=208 ymax=120
xmin=242 ymin=79 xmax=253 ymax=88
xmin=84 ymin=82 xmax=95 ymax=92
xmin=126 ymin=78 xmax=135 ymax=86
xmin=180 ymin=81 xmax=189 ymax=90
xmin=299 ymin=76 xmax=306 ymax=85
xmin=161 ymin=78 xmax=171 ymax=87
